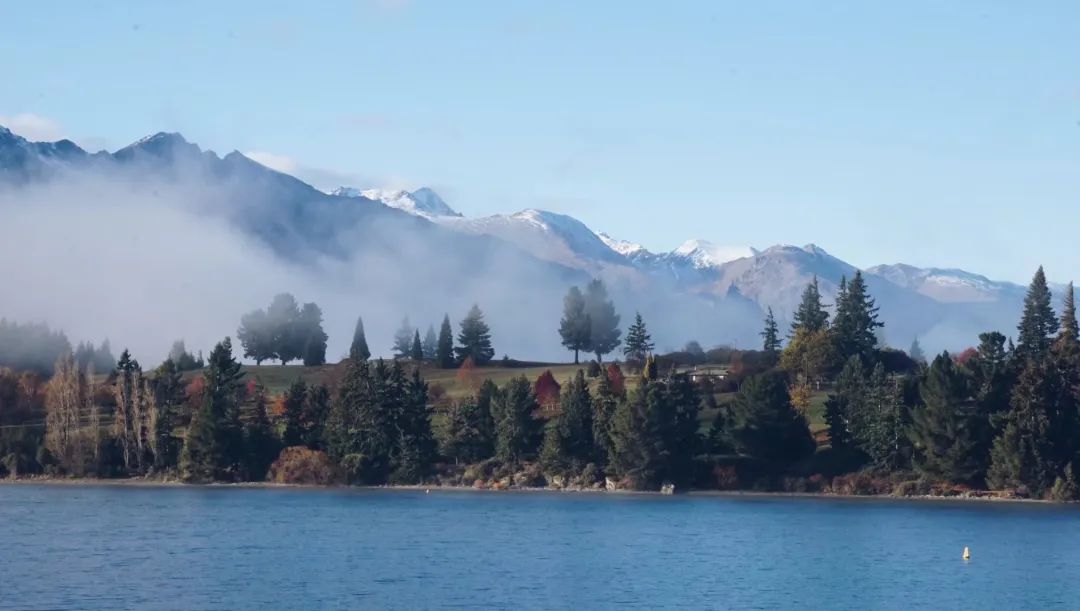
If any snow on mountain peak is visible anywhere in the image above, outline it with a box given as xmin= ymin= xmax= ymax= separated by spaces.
xmin=673 ymin=239 xmax=758 ymax=269
xmin=597 ymin=232 xmax=648 ymax=257
xmin=333 ymin=187 xmax=461 ymax=218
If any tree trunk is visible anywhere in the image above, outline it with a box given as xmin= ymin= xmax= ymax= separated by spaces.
xmin=574 ymin=350 xmax=579 ymax=364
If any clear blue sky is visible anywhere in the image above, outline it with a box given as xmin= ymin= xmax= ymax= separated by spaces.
xmin=2 ymin=1 xmax=1078 ymax=283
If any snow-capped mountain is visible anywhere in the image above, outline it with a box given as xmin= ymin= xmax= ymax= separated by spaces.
xmin=333 ymin=186 xmax=462 ymax=218
xmin=0 ymin=123 xmax=1061 ymax=354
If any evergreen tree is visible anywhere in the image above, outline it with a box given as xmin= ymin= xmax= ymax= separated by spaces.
xmin=831 ymin=271 xmax=882 ymax=363
xmin=1050 ymin=462 xmax=1080 ymax=502
xmin=242 ymin=380 xmax=280 ymax=480
xmin=608 ymin=381 xmax=663 ymax=489
xmin=301 ymin=384 xmax=331 ymax=450
xmin=281 ymin=380 xmax=307 ymax=447
xmin=393 ymin=317 xmax=415 ymax=359
xmin=180 ymin=338 xmax=245 ymax=481
xmin=622 ymin=312 xmax=654 ymax=363
xmin=727 ymin=371 xmax=815 ymax=464
xmin=761 ymin=307 xmax=782 ymax=354
xmin=909 ymin=337 xmax=926 ymax=364
xmin=437 ymin=315 xmax=455 ymax=368
xmin=438 ymin=394 xmax=496 ymax=464
xmin=389 ymin=366 xmax=435 ymax=484
xmin=790 ymin=276 xmax=829 ymax=335
xmin=410 ymin=330 xmax=424 ymax=361
xmin=1015 ymin=266 xmax=1059 ymax=362
xmin=456 ymin=305 xmax=495 ymax=365
xmin=149 ymin=358 xmax=183 ymax=470
xmin=493 ymin=376 xmax=541 ymax=463
xmin=591 ymin=368 xmax=622 ymax=465
xmin=823 ymin=355 xmax=866 ymax=451
xmin=558 ymin=286 xmax=591 ymax=364
xmin=350 ymin=316 xmax=371 ymax=361
xmin=908 ymin=353 xmax=980 ymax=483
xmin=855 ymin=363 xmax=909 ymax=469
xmin=540 ymin=371 xmax=594 ymax=473
xmin=1061 ymin=283 xmax=1079 ymax=345
xmin=299 ymin=303 xmax=328 ymax=366
xmin=422 ymin=325 xmax=438 ymax=361
xmin=987 ymin=360 xmax=1057 ymax=494
xmin=584 ymin=279 xmax=621 ymax=362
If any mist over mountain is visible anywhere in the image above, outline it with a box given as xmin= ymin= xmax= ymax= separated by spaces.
xmin=0 ymin=126 xmax=1057 ymax=361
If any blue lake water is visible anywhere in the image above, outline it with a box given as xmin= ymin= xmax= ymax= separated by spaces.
xmin=2 ymin=484 xmax=1079 ymax=610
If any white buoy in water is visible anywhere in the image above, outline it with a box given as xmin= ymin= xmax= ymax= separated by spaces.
xmin=962 ymin=546 xmax=971 ymax=561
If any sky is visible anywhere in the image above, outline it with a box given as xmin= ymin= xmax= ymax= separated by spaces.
xmin=2 ymin=0 xmax=1078 ymax=284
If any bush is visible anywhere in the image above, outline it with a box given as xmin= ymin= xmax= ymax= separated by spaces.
xmin=893 ymin=478 xmax=933 ymax=497
xmin=586 ymin=361 xmax=602 ymax=378
xmin=267 ymin=447 xmax=343 ymax=485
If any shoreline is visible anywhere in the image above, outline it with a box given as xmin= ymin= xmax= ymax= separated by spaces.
xmin=0 ymin=476 xmax=1051 ymax=505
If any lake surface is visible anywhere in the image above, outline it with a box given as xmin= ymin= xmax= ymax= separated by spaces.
xmin=2 ymin=485 xmax=1079 ymax=610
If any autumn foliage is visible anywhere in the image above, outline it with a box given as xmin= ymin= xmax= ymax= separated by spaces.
xmin=533 ymin=370 xmax=561 ymax=408
xmin=605 ymin=363 xmax=626 ymax=396
xmin=267 ymin=446 xmax=343 ymax=485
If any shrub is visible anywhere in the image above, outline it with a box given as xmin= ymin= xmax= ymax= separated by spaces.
xmin=267 ymin=446 xmax=343 ymax=485
xmin=586 ymin=361 xmax=602 ymax=378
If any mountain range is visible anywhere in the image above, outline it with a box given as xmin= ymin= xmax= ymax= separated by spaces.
xmin=0 ymin=125 xmax=1051 ymax=356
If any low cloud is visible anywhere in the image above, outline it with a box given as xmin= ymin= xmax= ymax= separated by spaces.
xmin=0 ymin=113 xmax=65 ymax=141
xmin=243 ymin=151 xmax=378 ymax=192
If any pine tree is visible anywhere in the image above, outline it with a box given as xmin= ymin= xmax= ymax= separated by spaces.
xmin=908 ymin=353 xmax=980 ymax=483
xmin=591 ymin=368 xmax=621 ymax=465
xmin=790 ymin=276 xmax=829 ymax=335
xmin=393 ymin=317 xmax=415 ymax=359
xmin=909 ymin=337 xmax=926 ymax=364
xmin=301 ymin=384 xmax=331 ymax=450
xmin=987 ymin=360 xmax=1057 ymax=494
xmin=1015 ymin=266 xmax=1059 ymax=362
xmin=761 ymin=307 xmax=781 ymax=353
xmin=350 ymin=316 xmax=371 ymax=361
xmin=1050 ymin=462 xmax=1080 ymax=502
xmin=281 ymin=380 xmax=307 ymax=447
xmin=410 ymin=330 xmax=424 ymax=361
xmin=389 ymin=366 xmax=435 ymax=484
xmin=727 ymin=371 xmax=815 ymax=464
xmin=242 ymin=380 xmax=280 ymax=480
xmin=493 ymin=376 xmax=541 ymax=463
xmin=831 ymin=271 xmax=882 ymax=363
xmin=456 ymin=305 xmax=495 ymax=365
xmin=584 ymin=279 xmax=621 ymax=362
xmin=422 ymin=325 xmax=438 ymax=361
xmin=437 ymin=315 xmax=455 ymax=368
xmin=608 ymin=381 xmax=662 ymax=489
xmin=622 ymin=312 xmax=654 ymax=363
xmin=180 ymin=338 xmax=245 ymax=482
xmin=856 ymin=363 xmax=908 ymax=470
xmin=540 ymin=371 xmax=594 ymax=474
xmin=824 ymin=355 xmax=866 ymax=451
xmin=558 ymin=286 xmax=591 ymax=364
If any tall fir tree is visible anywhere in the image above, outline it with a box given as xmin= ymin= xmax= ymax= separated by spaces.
xmin=622 ymin=312 xmax=654 ymax=363
xmin=987 ymin=360 xmax=1058 ymax=494
xmin=823 ymin=355 xmax=866 ymax=451
xmin=393 ymin=317 xmax=415 ymax=359
xmin=790 ymin=276 xmax=829 ymax=335
xmin=281 ymin=380 xmax=307 ymax=447
xmin=1015 ymin=266 xmax=1059 ymax=362
xmin=180 ymin=338 xmax=245 ymax=482
xmin=559 ymin=286 xmax=591 ymax=364
xmin=422 ymin=325 xmax=438 ymax=361
xmin=831 ymin=271 xmax=882 ymax=363
xmin=492 ymin=376 xmax=542 ymax=463
xmin=761 ymin=307 xmax=782 ymax=353
xmin=908 ymin=353 xmax=981 ymax=483
xmin=540 ymin=371 xmax=595 ymax=474
xmin=436 ymin=314 xmax=455 ymax=368
xmin=726 ymin=371 xmax=816 ymax=464
xmin=456 ymin=305 xmax=495 ymax=365
xmin=242 ymin=380 xmax=280 ymax=481
xmin=350 ymin=315 xmax=371 ymax=361
xmin=584 ymin=279 xmax=621 ymax=362
xmin=909 ymin=337 xmax=926 ymax=364
xmin=410 ymin=330 xmax=424 ymax=361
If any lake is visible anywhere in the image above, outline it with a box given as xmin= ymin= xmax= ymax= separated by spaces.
xmin=2 ymin=484 xmax=1079 ymax=609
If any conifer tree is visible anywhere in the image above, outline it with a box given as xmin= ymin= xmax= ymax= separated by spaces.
xmin=410 ymin=330 xmax=424 ymax=361
xmin=493 ymin=376 xmax=541 ymax=463
xmin=908 ymin=353 xmax=980 ymax=483
xmin=393 ymin=317 xmax=415 ymax=359
xmin=584 ymin=279 xmax=621 ymax=362
xmin=909 ymin=337 xmax=926 ymax=364
xmin=422 ymin=325 xmax=438 ymax=361
xmin=1015 ymin=266 xmax=1059 ymax=362
xmin=831 ymin=271 xmax=882 ymax=363
xmin=790 ymin=276 xmax=829 ymax=335
xmin=622 ymin=312 xmax=654 ymax=363
xmin=727 ymin=371 xmax=815 ymax=464
xmin=761 ymin=307 xmax=781 ymax=354
xmin=389 ymin=366 xmax=435 ymax=484
xmin=591 ymin=368 xmax=621 ymax=464
xmin=281 ymin=380 xmax=307 ymax=447
xmin=437 ymin=315 xmax=455 ymax=368
xmin=823 ymin=355 xmax=865 ymax=450
xmin=540 ymin=371 xmax=594 ymax=473
xmin=987 ymin=360 xmax=1057 ymax=494
xmin=438 ymin=395 xmax=496 ymax=464
xmin=180 ymin=338 xmax=245 ymax=481
xmin=608 ymin=381 xmax=662 ymax=489
xmin=456 ymin=305 xmax=495 ymax=365
xmin=559 ymin=286 xmax=591 ymax=364
xmin=350 ymin=316 xmax=371 ymax=361
xmin=856 ymin=363 xmax=909 ymax=469
xmin=242 ymin=380 xmax=280 ymax=480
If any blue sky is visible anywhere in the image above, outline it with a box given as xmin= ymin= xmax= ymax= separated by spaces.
xmin=2 ymin=0 xmax=1078 ymax=283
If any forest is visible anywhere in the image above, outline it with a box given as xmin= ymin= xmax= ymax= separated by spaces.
xmin=1 ymin=267 xmax=1078 ymax=500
